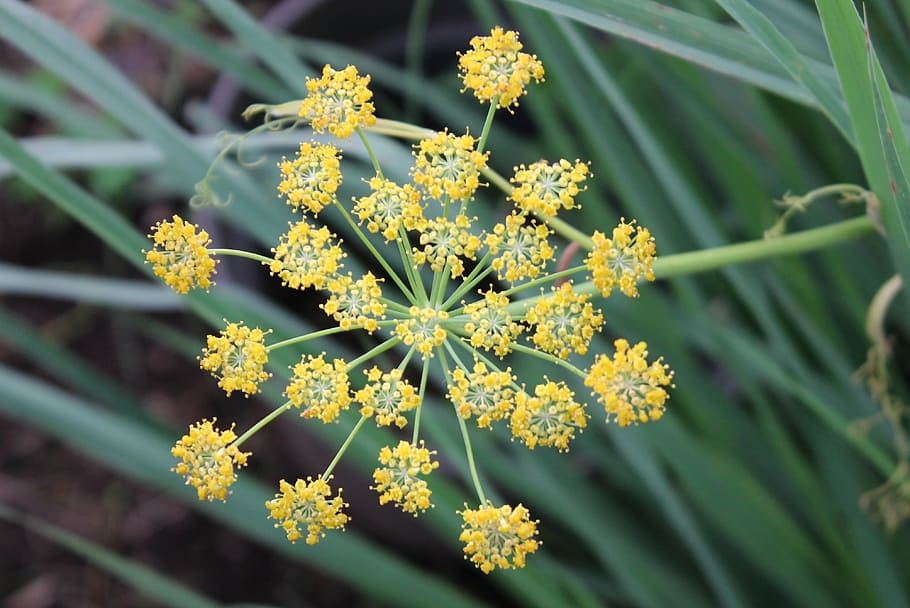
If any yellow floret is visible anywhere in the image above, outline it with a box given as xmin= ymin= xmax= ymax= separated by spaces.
xmin=412 ymin=130 xmax=488 ymax=201
xmin=393 ymin=307 xmax=449 ymax=357
xmin=321 ymin=272 xmax=386 ymax=333
xmin=509 ymin=159 xmax=590 ymax=216
xmin=371 ymin=440 xmax=439 ymax=515
xmin=145 ymin=215 xmax=218 ymax=294
xmin=459 ymin=502 xmax=540 ymax=573
xmin=299 ymin=64 xmax=376 ymax=139
xmin=486 ymin=212 xmax=555 ymax=284
xmin=447 ymin=360 xmax=515 ymax=429
xmin=355 ymin=367 xmax=420 ymax=428
xmin=171 ymin=418 xmax=250 ymax=502
xmin=198 ymin=320 xmax=271 ymax=397
xmin=463 ymin=289 xmax=523 ymax=358
xmin=510 ymin=380 xmax=587 ymax=451
xmin=413 ymin=215 xmax=482 ymax=279
xmin=277 ymin=142 xmax=342 ymax=214
xmin=353 ymin=177 xmax=425 ymax=241
xmin=286 ymin=353 xmax=352 ymax=423
xmin=525 ymin=282 xmax=604 ymax=359
xmin=270 ymin=221 xmax=345 ymax=291
xmin=266 ymin=476 xmax=349 ymax=544
xmin=585 ymin=218 xmax=656 ymax=298
xmin=457 ymin=26 xmax=544 ymax=110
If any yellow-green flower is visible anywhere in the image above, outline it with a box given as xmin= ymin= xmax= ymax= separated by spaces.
xmin=463 ymin=289 xmax=523 ymax=358
xmin=145 ymin=215 xmax=217 ymax=294
xmin=459 ymin=502 xmax=540 ymax=573
xmin=510 ymin=159 xmax=590 ymax=216
xmin=356 ymin=367 xmax=420 ymax=428
xmin=486 ymin=212 xmax=555 ymax=284
xmin=448 ymin=360 xmax=515 ymax=429
xmin=286 ymin=353 xmax=352 ymax=423
xmin=198 ymin=321 xmax=271 ymax=397
xmin=277 ymin=142 xmax=342 ymax=214
xmin=458 ymin=26 xmax=544 ymax=110
xmin=299 ymin=64 xmax=375 ymax=139
xmin=412 ymin=130 xmax=488 ymax=201
xmin=394 ymin=307 xmax=449 ymax=357
xmin=511 ymin=380 xmax=587 ymax=451
xmin=525 ymin=282 xmax=604 ymax=358
xmin=270 ymin=221 xmax=345 ymax=291
xmin=321 ymin=272 xmax=386 ymax=332
xmin=171 ymin=419 xmax=250 ymax=502
xmin=266 ymin=476 xmax=348 ymax=544
xmin=585 ymin=339 xmax=674 ymax=426
xmin=585 ymin=219 xmax=656 ymax=298
xmin=353 ymin=176 xmax=424 ymax=241
xmin=413 ymin=215 xmax=482 ymax=278
xmin=372 ymin=440 xmax=439 ymax=515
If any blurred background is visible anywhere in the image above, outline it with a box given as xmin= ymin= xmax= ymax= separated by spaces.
xmin=2 ymin=0 xmax=910 ymax=606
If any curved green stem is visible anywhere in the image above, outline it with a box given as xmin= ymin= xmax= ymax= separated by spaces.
xmin=210 ymin=248 xmax=274 ymax=265
xmin=411 ymin=353 xmax=431 ymax=444
xmin=355 ymin=126 xmax=383 ymax=178
xmin=233 ymin=400 xmax=292 ymax=448
xmin=346 ymin=337 xmax=402 ymax=372
xmin=322 ymin=414 xmax=370 ymax=480
xmin=443 ymin=253 xmax=494 ymax=310
xmin=509 ymin=342 xmax=587 ymax=379
xmin=501 ymin=264 xmax=586 ymax=298
xmin=266 ymin=321 xmax=397 ymax=352
xmin=477 ymin=99 xmax=498 ymax=153
xmin=397 ymin=225 xmax=428 ymax=304
xmin=765 ymin=183 xmax=868 ymax=238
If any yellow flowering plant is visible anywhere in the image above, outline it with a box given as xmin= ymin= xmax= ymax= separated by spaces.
xmin=141 ymin=25 xmax=882 ymax=575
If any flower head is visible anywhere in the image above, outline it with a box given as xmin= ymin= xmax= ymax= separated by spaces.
xmin=486 ymin=213 xmax=555 ymax=283
xmin=511 ymin=380 xmax=587 ymax=451
xmin=394 ymin=307 xmax=449 ymax=357
xmin=145 ymin=215 xmax=217 ymax=294
xmin=270 ymin=221 xmax=345 ymax=290
xmin=356 ymin=367 xmax=420 ymax=428
xmin=413 ymin=215 xmax=482 ymax=278
xmin=459 ymin=502 xmax=540 ymax=573
xmin=448 ymin=360 xmax=515 ymax=429
xmin=372 ymin=440 xmax=439 ymax=515
xmin=463 ymin=289 xmax=523 ymax=358
xmin=321 ymin=272 xmax=386 ymax=332
xmin=354 ymin=177 xmax=424 ymax=241
xmin=585 ymin=219 xmax=656 ymax=298
xmin=412 ymin=130 xmax=488 ymax=201
xmin=585 ymin=339 xmax=674 ymax=426
xmin=277 ymin=142 xmax=342 ymax=214
xmin=458 ymin=27 xmax=544 ymax=110
xmin=171 ymin=419 xmax=250 ymax=502
xmin=525 ymin=282 xmax=604 ymax=358
xmin=286 ymin=353 xmax=352 ymax=423
xmin=299 ymin=64 xmax=375 ymax=139
xmin=266 ymin=476 xmax=349 ymax=544
xmin=199 ymin=321 xmax=271 ymax=397
xmin=510 ymin=159 xmax=590 ymax=216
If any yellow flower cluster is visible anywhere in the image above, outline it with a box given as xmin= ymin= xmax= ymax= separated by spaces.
xmin=277 ymin=142 xmax=342 ymax=214
xmin=356 ymin=367 xmax=419 ymax=428
xmin=299 ymin=64 xmax=376 ymax=139
xmin=198 ymin=321 xmax=271 ymax=397
xmin=458 ymin=26 xmax=544 ymax=110
xmin=270 ymin=221 xmax=345 ymax=290
xmin=145 ymin=215 xmax=217 ymax=294
xmin=448 ymin=361 xmax=515 ymax=429
xmin=394 ymin=307 xmax=449 ymax=356
xmin=511 ymin=380 xmax=587 ymax=451
xmin=155 ymin=25 xmax=674 ymax=575
xmin=354 ymin=177 xmax=424 ymax=241
xmin=372 ymin=440 xmax=439 ymax=515
xmin=585 ymin=339 xmax=674 ymax=427
xmin=286 ymin=353 xmax=352 ymax=423
xmin=525 ymin=282 xmax=604 ymax=358
xmin=459 ymin=502 xmax=540 ymax=573
xmin=266 ymin=476 xmax=349 ymax=544
xmin=585 ymin=219 xmax=656 ymax=298
xmin=510 ymin=159 xmax=591 ymax=216
xmin=463 ymin=290 xmax=523 ymax=358
xmin=321 ymin=272 xmax=386 ymax=332
xmin=412 ymin=130 xmax=489 ymax=201
xmin=171 ymin=419 xmax=250 ymax=502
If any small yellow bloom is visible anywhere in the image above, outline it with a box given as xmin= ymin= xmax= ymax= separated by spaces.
xmin=458 ymin=27 xmax=544 ymax=110
xmin=585 ymin=339 xmax=674 ymax=427
xmin=412 ymin=130 xmax=488 ymax=201
xmin=171 ymin=418 xmax=250 ymax=502
xmin=372 ymin=440 xmax=439 ymax=515
xmin=525 ymin=282 xmax=604 ymax=359
xmin=463 ymin=289 xmax=523 ymax=358
xmin=277 ymin=142 xmax=342 ymax=214
xmin=286 ymin=353 xmax=352 ymax=423
xmin=510 ymin=380 xmax=587 ymax=451
xmin=198 ymin=321 xmax=271 ymax=397
xmin=459 ymin=502 xmax=540 ymax=574
xmin=486 ymin=213 xmax=555 ymax=284
xmin=266 ymin=476 xmax=349 ymax=544
xmin=448 ymin=360 xmax=515 ymax=429
xmin=585 ymin=219 xmax=656 ymax=298
xmin=510 ymin=159 xmax=590 ymax=217
xmin=355 ymin=367 xmax=420 ymax=428
xmin=413 ymin=215 xmax=482 ymax=279
xmin=299 ymin=64 xmax=376 ymax=139
xmin=145 ymin=215 xmax=217 ymax=294
xmin=270 ymin=221 xmax=345 ymax=291
xmin=353 ymin=177 xmax=424 ymax=241
xmin=321 ymin=272 xmax=386 ymax=333
xmin=393 ymin=307 xmax=449 ymax=357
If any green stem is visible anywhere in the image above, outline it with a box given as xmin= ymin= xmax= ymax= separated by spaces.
xmin=476 ymin=99 xmax=498 ymax=153
xmin=346 ymin=337 xmax=402 ymax=371
xmin=356 ymin=126 xmax=383 ymax=177
xmin=509 ymin=342 xmax=587 ymax=379
xmin=411 ymin=352 xmax=431 ymax=444
xmin=442 ymin=253 xmax=494 ymax=310
xmin=333 ymin=200 xmax=416 ymax=304
xmin=322 ymin=414 xmax=370 ymax=480
xmin=209 ymin=248 xmax=274 ymax=265
xmin=501 ymin=264 xmax=586 ymax=298
xmin=766 ymin=183 xmax=868 ymax=238
xmin=266 ymin=321 xmax=397 ymax=352
xmin=233 ymin=400 xmax=292 ymax=448
xmin=397 ymin=225 xmax=428 ymax=304
xmin=438 ymin=346 xmax=487 ymax=504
